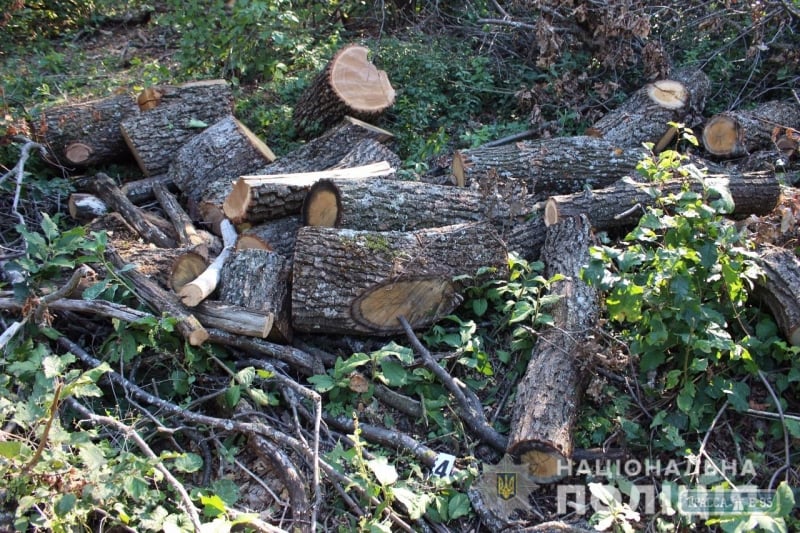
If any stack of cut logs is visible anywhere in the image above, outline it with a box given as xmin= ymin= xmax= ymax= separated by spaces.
xmin=34 ymin=43 xmax=800 ymax=494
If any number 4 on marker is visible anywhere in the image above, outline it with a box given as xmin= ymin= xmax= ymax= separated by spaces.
xmin=431 ymin=453 xmax=456 ymax=478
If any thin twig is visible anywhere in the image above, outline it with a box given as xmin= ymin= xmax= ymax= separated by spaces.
xmin=0 ymin=137 xmax=49 ymax=228
xmin=758 ymin=370 xmax=791 ymax=488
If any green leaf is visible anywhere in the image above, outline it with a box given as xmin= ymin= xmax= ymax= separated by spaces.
xmin=335 ymin=352 xmax=371 ymax=376
xmin=378 ymin=359 xmax=408 ymax=387
xmin=211 ymin=478 xmax=240 ymax=506
xmin=0 ymin=440 xmax=28 ymax=459
xmin=40 ymin=213 xmax=60 ymax=241
xmin=123 ymin=476 xmax=149 ymax=499
xmin=187 ymin=118 xmax=208 ymax=128
xmin=247 ymin=387 xmax=276 ymax=406
xmin=472 ymin=298 xmax=488 ymax=317
xmin=55 ymin=493 xmax=77 ymax=517
xmin=677 ymin=381 xmax=695 ymax=412
xmin=366 ymin=456 xmax=398 ymax=486
xmin=307 ymin=374 xmax=335 ymax=392
xmin=235 ymin=366 xmax=255 ymax=387
xmin=173 ymin=452 xmax=203 ymax=473
xmin=393 ymin=486 xmax=430 ymax=520
xmin=224 ymin=385 xmax=241 ymax=408
xmin=447 ymin=492 xmax=471 ymax=519
xmin=200 ymin=493 xmax=227 ymax=517
xmin=725 ymin=381 xmax=750 ymax=412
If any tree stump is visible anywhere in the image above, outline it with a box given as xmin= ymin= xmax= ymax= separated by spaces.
xmin=169 ymin=115 xmax=276 ymax=229
xmin=120 ymin=80 xmax=234 ymax=176
xmin=258 ymin=116 xmax=396 ymax=175
xmin=753 ymin=245 xmax=800 ymax=347
xmin=218 ymin=249 xmax=293 ymax=343
xmin=223 ymin=161 xmax=396 ymax=224
xmin=291 ymin=222 xmax=508 ymax=335
xmin=544 ymin=169 xmax=781 ymax=230
xmin=451 ymin=136 xmax=645 ymax=209
xmin=702 ymin=100 xmax=800 ymax=159
xmin=507 ymin=215 xmax=597 ymax=482
xmin=31 ymin=93 xmax=139 ymax=167
xmin=292 ymin=45 xmax=395 ymax=138
xmin=590 ymin=68 xmax=710 ymax=151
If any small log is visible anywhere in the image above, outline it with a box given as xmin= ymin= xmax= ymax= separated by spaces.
xmin=291 ymin=222 xmax=508 ymax=335
xmin=257 ymin=116 xmax=395 ymax=175
xmin=68 ymin=193 xmax=108 ymax=221
xmin=76 ymin=173 xmax=177 ymax=248
xmin=508 ymin=215 xmax=597 ymax=482
xmin=170 ymin=251 xmax=209 ymax=292
xmin=236 ymin=216 xmax=303 ymax=260
xmin=120 ymin=174 xmax=176 ymax=204
xmin=223 ymin=161 xmax=396 ymax=224
xmin=120 ymin=80 xmax=234 ymax=176
xmin=193 ymin=300 xmax=273 ymax=339
xmin=544 ymin=169 xmax=781 ymax=230
xmin=169 ymin=115 xmax=276 ymax=228
xmin=151 ymin=182 xmax=205 ymax=246
xmin=293 ymin=45 xmax=395 ymax=138
xmin=702 ymin=100 xmax=800 ymax=158
xmin=178 ymin=219 xmax=237 ymax=307
xmin=590 ymin=68 xmax=710 ymax=150
xmin=118 ymin=244 xmax=208 ymax=290
xmin=303 ymin=177 xmax=520 ymax=237
xmin=451 ymin=136 xmax=644 ymax=207
xmin=31 ymin=93 xmax=139 ymax=167
xmin=753 ymin=246 xmax=800 ymax=346
xmin=218 ymin=249 xmax=293 ymax=343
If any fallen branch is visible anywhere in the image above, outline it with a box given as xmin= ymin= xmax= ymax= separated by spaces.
xmin=0 ymin=137 xmax=50 ymax=227
xmin=178 ymin=219 xmax=237 ymax=307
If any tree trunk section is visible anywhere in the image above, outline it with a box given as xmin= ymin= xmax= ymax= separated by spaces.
xmin=590 ymin=68 xmax=710 ymax=150
xmin=293 ymin=45 xmax=395 ymax=138
xmin=193 ymin=300 xmax=274 ymax=339
xmin=120 ymin=174 xmax=176 ymax=204
xmin=258 ymin=116 xmax=395 ymax=175
xmin=507 ymin=215 xmax=597 ymax=482
xmin=218 ymin=249 xmax=293 ymax=343
xmin=291 ymin=222 xmax=508 ymax=335
xmin=68 ymin=193 xmax=108 ymax=221
xmin=236 ymin=216 xmax=303 ymax=261
xmin=31 ymin=93 xmax=139 ymax=167
xmin=120 ymin=80 xmax=234 ymax=176
xmin=545 ymin=169 xmax=781 ymax=229
xmin=702 ymin=100 xmax=800 ymax=158
xmin=169 ymin=115 xmax=276 ymax=229
xmin=451 ymin=136 xmax=645 ymax=209
xmin=753 ymin=245 xmax=800 ymax=346
xmin=223 ymin=161 xmax=396 ymax=224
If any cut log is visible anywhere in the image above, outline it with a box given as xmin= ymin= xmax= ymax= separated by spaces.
xmin=193 ymin=300 xmax=273 ymax=339
xmin=217 ymin=249 xmax=293 ymax=343
xmin=702 ymin=100 xmax=800 ymax=158
xmin=291 ymin=222 xmax=508 ymax=335
xmin=591 ymin=68 xmax=710 ymax=150
xmin=75 ymin=173 xmax=177 ymax=248
xmin=752 ymin=246 xmax=800 ymax=346
xmin=117 ymin=244 xmax=207 ymax=291
xmin=236 ymin=216 xmax=303 ymax=260
xmin=151 ymin=182 xmax=205 ymax=247
xmin=545 ymin=169 xmax=781 ymax=230
xmin=257 ymin=116 xmax=395 ymax=175
xmin=68 ymin=193 xmax=108 ymax=221
xmin=31 ymin=93 xmax=139 ymax=167
xmin=120 ymin=80 xmax=234 ymax=176
xmin=329 ymin=138 xmax=401 ymax=170
xmin=302 ymin=177 xmax=520 ymax=238
xmin=178 ymin=219 xmax=237 ymax=307
xmin=505 ymin=209 xmax=548 ymax=261
xmin=169 ymin=115 xmax=276 ymax=229
xmin=293 ymin=45 xmax=395 ymax=138
xmin=451 ymin=136 xmax=645 ymax=208
xmin=223 ymin=161 xmax=396 ymax=224
xmin=507 ymin=215 xmax=597 ymax=482
xmin=170 ymin=251 xmax=209 ymax=292
xmin=120 ymin=174 xmax=176 ymax=204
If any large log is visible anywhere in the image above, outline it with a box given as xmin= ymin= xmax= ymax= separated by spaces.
xmin=451 ymin=136 xmax=645 ymax=207
xmin=223 ymin=161 xmax=396 ymax=224
xmin=258 ymin=116 xmax=395 ymax=175
xmin=236 ymin=216 xmax=303 ymax=260
xmin=545 ymin=169 xmax=781 ymax=229
xmin=31 ymin=93 xmax=139 ymax=167
xmin=702 ymin=100 xmax=800 ymax=159
xmin=217 ymin=249 xmax=292 ymax=343
xmin=169 ymin=115 xmax=276 ymax=228
xmin=590 ymin=68 xmax=710 ymax=151
xmin=293 ymin=45 xmax=395 ymax=138
xmin=303 ymin=177 xmax=520 ymax=237
xmin=291 ymin=222 xmax=508 ymax=335
xmin=120 ymin=80 xmax=234 ymax=176
xmin=507 ymin=215 xmax=597 ymax=482
xmin=752 ymin=245 xmax=800 ymax=347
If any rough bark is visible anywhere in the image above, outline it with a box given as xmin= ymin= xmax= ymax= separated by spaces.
xmin=120 ymin=174 xmax=176 ymax=204
xmin=193 ymin=300 xmax=273 ymax=339
xmin=753 ymin=245 xmax=800 ymax=346
xmin=218 ymin=248 xmax=293 ymax=343
xmin=451 ymin=136 xmax=645 ymax=209
xmin=31 ymin=93 xmax=139 ymax=167
xmin=223 ymin=161 xmax=396 ymax=224
xmin=236 ymin=216 xmax=303 ymax=261
xmin=151 ymin=182 xmax=206 ymax=247
xmin=505 ymin=209 xmax=548 ymax=261
xmin=702 ymin=100 xmax=800 ymax=158
xmin=169 ymin=115 xmax=276 ymax=229
xmin=257 ymin=116 xmax=395 ymax=175
xmin=303 ymin=177 xmax=522 ymax=239
xmin=590 ymin=68 xmax=710 ymax=150
xmin=508 ymin=215 xmax=597 ymax=482
xmin=293 ymin=45 xmax=395 ymax=138
xmin=120 ymin=80 xmax=234 ymax=176
xmin=545 ymin=169 xmax=781 ymax=229
xmin=68 ymin=193 xmax=108 ymax=221
xmin=291 ymin=222 xmax=508 ymax=335
xmin=117 ymin=244 xmax=207 ymax=290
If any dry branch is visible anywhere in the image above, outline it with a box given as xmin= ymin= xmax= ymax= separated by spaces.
xmin=178 ymin=219 xmax=237 ymax=307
